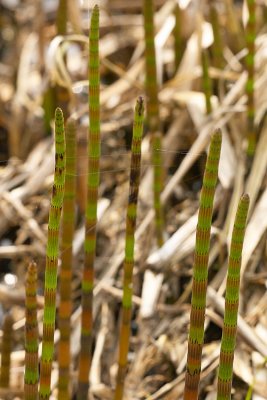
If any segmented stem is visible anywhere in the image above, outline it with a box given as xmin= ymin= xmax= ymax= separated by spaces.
xmin=56 ymin=0 xmax=68 ymax=35
xmin=217 ymin=194 xmax=250 ymax=400
xmin=209 ymin=4 xmax=224 ymax=70
xmin=0 ymin=314 xmax=13 ymax=388
xmin=58 ymin=119 xmax=77 ymax=400
xmin=184 ymin=130 xmax=222 ymax=400
xmin=246 ymin=0 xmax=256 ymax=156
xmin=24 ymin=261 xmax=38 ymax=400
xmin=174 ymin=3 xmax=183 ymax=71
xmin=77 ymin=5 xmax=100 ymax=399
xmin=39 ymin=107 xmax=66 ymax=400
xmin=201 ymin=48 xmax=212 ymax=114
xmin=143 ymin=0 xmax=164 ymax=247
xmin=224 ymin=0 xmax=245 ymax=53
xmin=114 ymin=97 xmax=144 ymax=400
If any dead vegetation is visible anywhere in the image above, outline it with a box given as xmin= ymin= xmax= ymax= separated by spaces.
xmin=0 ymin=0 xmax=267 ymax=399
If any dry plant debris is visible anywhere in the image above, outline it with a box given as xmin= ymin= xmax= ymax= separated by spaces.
xmin=0 ymin=1 xmax=267 ymax=399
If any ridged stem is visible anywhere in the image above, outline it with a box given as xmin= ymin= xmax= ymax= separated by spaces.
xmin=183 ymin=130 xmax=222 ymax=400
xmin=0 ymin=314 xmax=13 ymax=388
xmin=201 ymin=48 xmax=212 ymax=114
xmin=246 ymin=0 xmax=256 ymax=156
xmin=217 ymin=194 xmax=250 ymax=400
xmin=56 ymin=0 xmax=68 ymax=35
xmin=143 ymin=0 xmax=164 ymax=247
xmin=114 ymin=97 xmax=144 ymax=400
xmin=24 ymin=261 xmax=38 ymax=400
xmin=39 ymin=107 xmax=66 ymax=399
xmin=58 ymin=119 xmax=77 ymax=400
xmin=209 ymin=4 xmax=224 ymax=70
xmin=173 ymin=3 xmax=183 ymax=71
xmin=77 ymin=5 xmax=100 ymax=399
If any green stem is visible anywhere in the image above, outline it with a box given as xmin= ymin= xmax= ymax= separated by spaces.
xmin=246 ymin=0 xmax=256 ymax=156
xmin=209 ymin=4 xmax=224 ymax=70
xmin=143 ymin=0 xmax=164 ymax=247
xmin=183 ymin=130 xmax=222 ymax=400
xmin=217 ymin=194 xmax=250 ymax=400
xmin=201 ymin=48 xmax=212 ymax=114
xmin=77 ymin=5 xmax=100 ymax=399
xmin=0 ymin=314 xmax=13 ymax=388
xmin=173 ymin=3 xmax=183 ymax=71
xmin=24 ymin=261 xmax=38 ymax=400
xmin=114 ymin=97 xmax=144 ymax=400
xmin=56 ymin=0 xmax=68 ymax=35
xmin=39 ymin=107 xmax=66 ymax=400
xmin=58 ymin=118 xmax=77 ymax=400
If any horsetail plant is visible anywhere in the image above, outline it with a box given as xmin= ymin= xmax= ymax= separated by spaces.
xmin=24 ymin=261 xmax=38 ymax=400
xmin=201 ymin=48 xmax=212 ymax=114
xmin=173 ymin=3 xmax=183 ymax=71
xmin=217 ymin=194 xmax=250 ymax=400
xmin=0 ymin=313 xmax=13 ymax=388
xmin=77 ymin=5 xmax=100 ymax=399
xmin=39 ymin=107 xmax=66 ymax=400
xmin=56 ymin=0 xmax=68 ymax=35
xmin=245 ymin=0 xmax=256 ymax=157
xmin=143 ymin=0 xmax=164 ymax=248
xmin=114 ymin=97 xmax=144 ymax=400
xmin=209 ymin=4 xmax=224 ymax=70
xmin=58 ymin=118 xmax=77 ymax=400
xmin=183 ymin=129 xmax=222 ymax=400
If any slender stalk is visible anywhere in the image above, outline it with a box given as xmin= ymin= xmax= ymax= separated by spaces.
xmin=39 ymin=107 xmax=66 ymax=400
xmin=245 ymin=0 xmax=256 ymax=156
xmin=173 ymin=3 xmax=183 ymax=71
xmin=217 ymin=194 xmax=250 ymax=400
xmin=201 ymin=48 xmax=212 ymax=114
xmin=224 ymin=0 xmax=245 ymax=53
xmin=77 ymin=5 xmax=100 ymax=399
xmin=58 ymin=118 xmax=77 ymax=400
xmin=183 ymin=130 xmax=222 ymax=400
xmin=209 ymin=4 xmax=224 ymax=70
xmin=143 ymin=0 xmax=164 ymax=247
xmin=0 ymin=314 xmax=13 ymax=388
xmin=114 ymin=97 xmax=144 ymax=400
xmin=55 ymin=0 xmax=70 ymax=118
xmin=24 ymin=261 xmax=38 ymax=400
xmin=56 ymin=0 xmax=68 ymax=35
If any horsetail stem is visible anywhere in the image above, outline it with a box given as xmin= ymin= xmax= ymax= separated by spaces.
xmin=0 ymin=314 xmax=13 ymax=388
xmin=224 ymin=0 xmax=245 ymax=53
xmin=24 ymin=261 xmax=38 ymax=400
xmin=217 ymin=194 xmax=250 ymax=400
xmin=56 ymin=0 xmax=68 ymax=35
xmin=201 ymin=48 xmax=212 ymax=114
xmin=209 ymin=4 xmax=224 ymax=70
xmin=114 ymin=97 xmax=144 ymax=400
xmin=173 ymin=3 xmax=183 ymax=71
xmin=39 ymin=107 xmax=66 ymax=400
xmin=77 ymin=5 xmax=100 ymax=399
xmin=58 ymin=119 xmax=77 ymax=400
xmin=143 ymin=0 xmax=164 ymax=248
xmin=245 ymin=0 xmax=256 ymax=156
xmin=183 ymin=130 xmax=222 ymax=400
